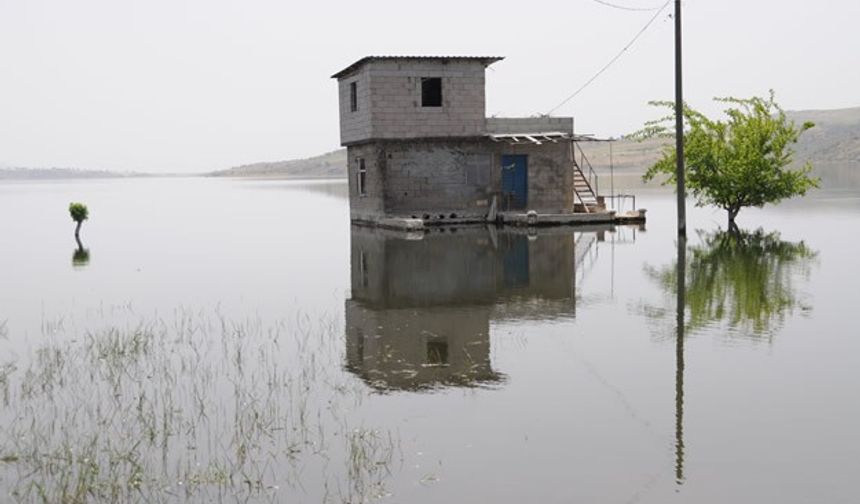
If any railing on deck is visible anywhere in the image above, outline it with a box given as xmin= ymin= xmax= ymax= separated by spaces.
xmin=603 ymin=194 xmax=638 ymax=214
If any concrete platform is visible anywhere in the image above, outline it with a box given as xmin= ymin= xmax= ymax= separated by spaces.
xmin=500 ymin=211 xmax=616 ymax=226
xmin=614 ymin=209 xmax=647 ymax=224
xmin=362 ymin=208 xmax=646 ymax=231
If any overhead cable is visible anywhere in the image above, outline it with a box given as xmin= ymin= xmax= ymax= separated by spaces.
xmin=593 ymin=0 xmax=664 ymax=12
xmin=546 ymin=0 xmax=671 ymax=115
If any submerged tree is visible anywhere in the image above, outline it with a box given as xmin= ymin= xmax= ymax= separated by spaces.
xmin=69 ymin=202 xmax=89 ymax=241
xmin=639 ymin=92 xmax=819 ymax=226
xmin=69 ymin=202 xmax=90 ymax=267
xmin=644 ymin=228 xmax=817 ymax=339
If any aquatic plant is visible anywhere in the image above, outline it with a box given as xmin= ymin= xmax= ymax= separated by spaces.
xmin=0 ymin=310 xmax=403 ymax=502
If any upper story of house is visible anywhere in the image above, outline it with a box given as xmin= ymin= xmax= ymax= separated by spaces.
xmin=332 ymin=56 xmax=502 ymax=145
xmin=333 ymin=56 xmax=578 ymax=147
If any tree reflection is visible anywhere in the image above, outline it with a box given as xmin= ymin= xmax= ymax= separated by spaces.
xmin=72 ymin=237 xmax=90 ymax=268
xmin=646 ymin=228 xmax=816 ymax=491
xmin=646 ymin=228 xmax=817 ymax=339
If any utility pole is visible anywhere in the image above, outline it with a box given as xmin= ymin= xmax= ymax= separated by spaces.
xmin=674 ymin=1 xmax=687 ymax=484
xmin=674 ymin=0 xmax=686 ymax=236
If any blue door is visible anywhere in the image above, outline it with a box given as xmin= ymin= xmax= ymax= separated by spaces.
xmin=501 ymin=155 xmax=528 ymax=210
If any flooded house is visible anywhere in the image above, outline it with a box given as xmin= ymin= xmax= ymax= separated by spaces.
xmin=332 ymin=56 xmax=642 ymax=229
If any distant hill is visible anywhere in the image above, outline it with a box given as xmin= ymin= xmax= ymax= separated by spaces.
xmin=577 ymin=137 xmax=668 ymax=173
xmin=0 ymin=167 xmax=146 ymax=180
xmin=209 ymin=149 xmax=346 ymax=179
xmin=579 ymin=107 xmax=860 ymax=188
xmin=789 ymin=107 xmax=860 ymax=164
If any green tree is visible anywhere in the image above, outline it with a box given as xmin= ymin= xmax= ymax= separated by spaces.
xmin=640 ymin=92 xmax=819 ymax=225
xmin=69 ymin=202 xmax=89 ymax=239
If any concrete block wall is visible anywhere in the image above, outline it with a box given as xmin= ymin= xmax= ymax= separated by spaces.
xmin=347 ymin=138 xmax=576 ymax=222
xmin=486 ymin=117 xmax=574 ymax=135
xmin=368 ymin=60 xmax=487 ymax=139
xmin=336 ymin=59 xmax=489 ymax=145
xmin=346 ymin=143 xmax=386 ymax=222
xmin=380 ymin=140 xmax=496 ymax=219
xmin=338 ymin=67 xmax=372 ymax=145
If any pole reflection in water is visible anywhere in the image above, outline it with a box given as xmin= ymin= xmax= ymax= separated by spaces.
xmin=344 ymin=225 xmax=598 ymax=392
xmin=675 ymin=233 xmax=686 ymax=486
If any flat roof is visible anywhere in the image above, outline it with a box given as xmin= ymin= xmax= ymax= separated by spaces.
xmin=489 ymin=132 xmax=612 ymax=144
xmin=331 ymin=56 xmax=504 ymax=79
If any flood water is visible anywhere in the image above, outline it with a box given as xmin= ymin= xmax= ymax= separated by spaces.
xmin=0 ymin=177 xmax=858 ymax=503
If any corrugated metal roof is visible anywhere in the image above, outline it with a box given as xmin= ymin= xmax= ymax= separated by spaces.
xmin=331 ymin=56 xmax=504 ymax=79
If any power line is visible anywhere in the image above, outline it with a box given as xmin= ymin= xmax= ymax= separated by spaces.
xmin=593 ymin=0 xmax=663 ymax=12
xmin=546 ymin=0 xmax=671 ymax=115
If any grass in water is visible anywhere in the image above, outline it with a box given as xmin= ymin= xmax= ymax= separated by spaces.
xmin=0 ymin=309 xmax=402 ymax=503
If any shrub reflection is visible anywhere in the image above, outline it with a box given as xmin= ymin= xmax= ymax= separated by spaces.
xmin=646 ymin=228 xmax=817 ymax=339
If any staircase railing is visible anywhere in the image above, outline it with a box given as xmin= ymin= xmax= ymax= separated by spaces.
xmin=573 ymin=140 xmax=599 ymax=197
xmin=569 ymin=139 xmax=599 ymax=212
xmin=603 ymin=194 xmax=637 ymax=213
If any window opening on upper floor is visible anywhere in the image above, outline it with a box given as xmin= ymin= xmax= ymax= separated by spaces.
xmin=421 ymin=77 xmax=442 ymax=107
xmin=350 ymin=81 xmax=358 ymax=112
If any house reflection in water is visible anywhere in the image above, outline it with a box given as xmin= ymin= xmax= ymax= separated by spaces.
xmin=345 ymin=225 xmax=600 ymax=392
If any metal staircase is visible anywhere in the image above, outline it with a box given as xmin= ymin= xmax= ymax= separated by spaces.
xmin=573 ymin=162 xmax=598 ymax=209
xmin=570 ymin=139 xmax=600 ymax=212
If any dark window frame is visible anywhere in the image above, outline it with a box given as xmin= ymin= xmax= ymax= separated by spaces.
xmin=421 ymin=77 xmax=443 ymax=107
xmin=349 ymin=81 xmax=358 ymax=112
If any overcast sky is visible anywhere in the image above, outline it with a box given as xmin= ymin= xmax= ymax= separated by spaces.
xmin=2 ymin=0 xmax=858 ymax=173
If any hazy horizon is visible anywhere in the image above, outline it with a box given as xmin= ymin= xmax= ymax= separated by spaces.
xmin=2 ymin=0 xmax=859 ymax=173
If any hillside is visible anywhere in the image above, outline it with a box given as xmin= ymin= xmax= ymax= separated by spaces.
xmin=209 ymin=149 xmax=346 ymax=179
xmin=0 ymin=167 xmax=157 ymax=180
xmin=789 ymin=107 xmax=860 ymax=164
xmin=574 ymin=107 xmax=860 ymax=188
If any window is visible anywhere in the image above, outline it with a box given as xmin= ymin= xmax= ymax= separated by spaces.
xmin=349 ymin=81 xmax=358 ymax=112
xmin=421 ymin=77 xmax=442 ymax=107
xmin=356 ymin=157 xmax=366 ymax=196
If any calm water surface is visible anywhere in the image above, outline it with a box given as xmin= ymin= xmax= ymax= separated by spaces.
xmin=0 ymin=177 xmax=858 ymax=503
